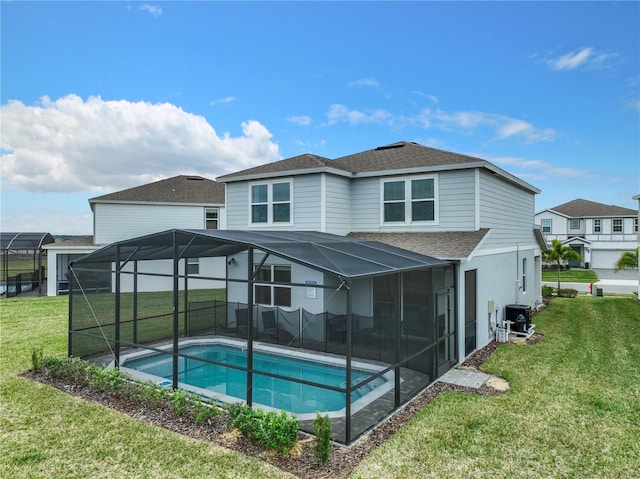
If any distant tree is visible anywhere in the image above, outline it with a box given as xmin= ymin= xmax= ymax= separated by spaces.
xmin=614 ymin=248 xmax=638 ymax=272
xmin=542 ymin=239 xmax=581 ymax=290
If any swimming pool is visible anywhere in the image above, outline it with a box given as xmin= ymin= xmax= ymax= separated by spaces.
xmin=119 ymin=339 xmax=394 ymax=419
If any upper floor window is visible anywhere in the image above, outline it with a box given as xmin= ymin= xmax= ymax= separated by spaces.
xmin=593 ymin=219 xmax=601 ymax=233
xmin=635 ymin=218 xmax=638 ymax=233
xmin=251 ymin=180 xmax=291 ymax=225
xmin=382 ymin=176 xmax=437 ymax=224
xmin=254 ymin=264 xmax=291 ymax=307
xmin=541 ymin=219 xmax=552 ymax=233
xmin=612 ymin=218 xmax=623 ymax=233
xmin=205 ymin=208 xmax=219 ymax=229
xmin=570 ymin=219 xmax=581 ymax=230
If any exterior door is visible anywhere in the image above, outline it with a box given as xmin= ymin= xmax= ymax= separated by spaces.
xmin=436 ymin=289 xmax=456 ymax=377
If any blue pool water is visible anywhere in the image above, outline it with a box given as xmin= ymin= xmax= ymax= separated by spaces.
xmin=123 ymin=343 xmax=386 ymax=414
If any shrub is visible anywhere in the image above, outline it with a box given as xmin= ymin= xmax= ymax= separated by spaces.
xmin=541 ymin=285 xmax=555 ymax=298
xmin=30 ymin=346 xmax=44 ymax=372
xmin=313 ymin=412 xmax=332 ymax=465
xmin=229 ymin=403 xmax=299 ymax=453
xmin=557 ymin=288 xmax=578 ymax=298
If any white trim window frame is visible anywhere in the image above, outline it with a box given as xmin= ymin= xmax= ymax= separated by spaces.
xmin=249 ymin=179 xmax=293 ymax=226
xmin=612 ymin=218 xmax=623 ymax=233
xmin=593 ymin=219 xmax=601 ymax=233
xmin=541 ymin=219 xmax=552 ymax=234
xmin=570 ymin=218 xmax=581 ymax=230
xmin=205 ymin=208 xmax=219 ymax=230
xmin=186 ymin=258 xmax=200 ymax=275
xmin=254 ymin=264 xmax=292 ymax=307
xmin=380 ymin=174 xmax=438 ymax=225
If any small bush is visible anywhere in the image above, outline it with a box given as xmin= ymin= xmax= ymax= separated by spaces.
xmin=313 ymin=412 xmax=332 ymax=465
xmin=541 ymin=285 xmax=555 ymax=298
xmin=229 ymin=404 xmax=299 ymax=453
xmin=30 ymin=346 xmax=44 ymax=372
xmin=557 ymin=288 xmax=578 ymax=298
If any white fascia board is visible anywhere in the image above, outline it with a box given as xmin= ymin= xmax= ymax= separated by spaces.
xmin=217 ymin=167 xmax=352 ymax=183
xmin=89 ymin=200 xmax=224 ymax=208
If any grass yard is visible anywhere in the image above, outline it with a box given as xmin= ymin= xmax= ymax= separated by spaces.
xmin=2 ymin=295 xmax=639 ymax=478
xmin=542 ymin=268 xmax=599 ymax=283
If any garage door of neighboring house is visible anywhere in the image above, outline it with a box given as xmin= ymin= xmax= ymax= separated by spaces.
xmin=591 ymin=250 xmax=623 ymax=269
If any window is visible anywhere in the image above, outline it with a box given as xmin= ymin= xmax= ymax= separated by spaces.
xmin=541 ymin=219 xmax=552 ymax=233
xmin=205 ymin=208 xmax=219 ymax=229
xmin=570 ymin=219 xmax=581 ymax=230
xmin=613 ymin=218 xmax=623 ymax=233
xmin=187 ymin=258 xmax=199 ymax=275
xmin=254 ymin=264 xmax=291 ymax=307
xmin=593 ymin=219 xmax=601 ymax=233
xmin=251 ymin=181 xmax=291 ymax=225
xmin=635 ymin=218 xmax=638 ymax=233
xmin=382 ymin=176 xmax=436 ymax=224
xmin=521 ymin=258 xmax=527 ymax=293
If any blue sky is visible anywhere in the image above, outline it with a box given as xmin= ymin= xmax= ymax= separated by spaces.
xmin=2 ymin=1 xmax=638 ymax=235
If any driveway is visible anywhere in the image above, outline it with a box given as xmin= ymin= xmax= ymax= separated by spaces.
xmin=543 ymin=268 xmax=639 ymax=295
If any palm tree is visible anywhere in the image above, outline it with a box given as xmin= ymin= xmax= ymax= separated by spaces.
xmin=542 ymin=239 xmax=581 ymax=290
xmin=614 ymin=248 xmax=638 ymax=272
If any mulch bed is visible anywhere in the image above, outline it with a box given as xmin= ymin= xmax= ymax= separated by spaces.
xmin=24 ymin=340 xmax=511 ymax=479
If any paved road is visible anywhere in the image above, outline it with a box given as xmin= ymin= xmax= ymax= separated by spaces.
xmin=543 ymin=268 xmax=639 ymax=295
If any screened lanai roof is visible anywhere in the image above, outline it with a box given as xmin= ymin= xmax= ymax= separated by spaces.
xmin=1 ymin=232 xmax=55 ymax=250
xmin=74 ymin=229 xmax=449 ymax=280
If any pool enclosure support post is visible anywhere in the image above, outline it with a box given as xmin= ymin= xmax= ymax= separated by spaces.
xmin=246 ymin=246 xmax=255 ymax=407
xmin=67 ymin=264 xmax=73 ymax=357
xmin=133 ymin=261 xmax=138 ymax=344
xmin=345 ymin=280 xmax=353 ymax=444
xmin=183 ymin=260 xmax=189 ymax=336
xmin=172 ymin=231 xmax=180 ymax=390
xmin=114 ymin=245 xmax=121 ymax=368
xmin=394 ymin=272 xmax=401 ymax=408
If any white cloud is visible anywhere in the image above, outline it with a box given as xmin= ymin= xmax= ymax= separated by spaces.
xmin=348 ymin=78 xmax=380 ymax=88
xmin=288 ymin=115 xmax=312 ymax=126
xmin=542 ymin=47 xmax=619 ymax=71
xmin=210 ymin=96 xmax=236 ymax=106
xmin=490 ymin=155 xmax=594 ymax=181
xmin=139 ymin=4 xmax=162 ymax=17
xmin=0 ymin=95 xmax=281 ymax=193
xmin=326 ymin=104 xmax=390 ymax=126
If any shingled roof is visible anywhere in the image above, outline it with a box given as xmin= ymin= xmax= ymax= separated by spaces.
xmin=348 ymin=229 xmax=491 ymax=260
xmin=89 ymin=175 xmax=225 ymax=205
xmin=547 ymin=199 xmax=637 ymax=218
xmin=217 ymin=141 xmax=539 ymax=193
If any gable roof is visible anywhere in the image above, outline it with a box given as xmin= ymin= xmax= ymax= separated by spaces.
xmin=89 ymin=175 xmax=225 ymax=206
xmin=217 ymin=141 xmax=540 ymax=194
xmin=544 ymin=198 xmax=636 ymax=218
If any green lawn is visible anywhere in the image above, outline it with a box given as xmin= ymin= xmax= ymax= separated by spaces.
xmin=542 ymin=268 xmax=600 ymax=283
xmin=2 ymin=295 xmax=640 ymax=478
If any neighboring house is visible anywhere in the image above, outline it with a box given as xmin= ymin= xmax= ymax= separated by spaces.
xmin=535 ymin=198 xmax=638 ymax=269
xmin=217 ymin=141 xmax=546 ymax=359
xmin=44 ymin=175 xmax=226 ymax=296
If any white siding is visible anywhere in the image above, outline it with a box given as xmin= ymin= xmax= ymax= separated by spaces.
xmin=94 ymin=203 xmax=208 ymax=245
xmin=350 ymin=169 xmax=477 ymax=232
xmin=478 ymin=170 xmax=537 ymax=249
xmin=324 ymin=175 xmax=352 ymax=235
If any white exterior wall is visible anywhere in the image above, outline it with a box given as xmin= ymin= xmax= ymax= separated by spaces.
xmin=350 ymin=169 xmax=477 ymax=232
xmin=224 ymin=176 xmax=324 ymax=231
xmin=478 ymin=170 xmax=537 ymax=249
xmin=94 ymin=203 xmax=224 ymax=245
xmin=457 ymin=247 xmax=541 ymax=361
xmin=45 ymin=246 xmax=98 ymax=296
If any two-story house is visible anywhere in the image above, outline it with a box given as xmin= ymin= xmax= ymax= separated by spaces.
xmin=67 ymin=141 xmax=545 ymax=444
xmin=44 ymin=175 xmax=225 ymax=296
xmin=535 ymin=198 xmax=638 ymax=269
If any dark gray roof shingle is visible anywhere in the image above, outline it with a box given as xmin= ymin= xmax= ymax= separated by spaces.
xmin=348 ymin=230 xmax=491 ymax=260
xmin=548 ymin=198 xmax=636 ymax=218
xmin=217 ymin=153 xmax=339 ymax=180
xmin=90 ymin=175 xmax=225 ymax=205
